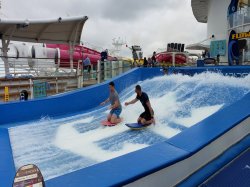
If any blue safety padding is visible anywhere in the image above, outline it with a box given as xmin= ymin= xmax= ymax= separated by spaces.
xmin=169 ymin=65 xmax=250 ymax=77
xmin=46 ymin=142 xmax=189 ymax=187
xmin=0 ymin=128 xmax=16 ymax=187
xmin=167 ymin=92 xmax=250 ymax=154
xmin=140 ymin=67 xmax=163 ymax=80
xmin=178 ymin=135 xmax=250 ymax=187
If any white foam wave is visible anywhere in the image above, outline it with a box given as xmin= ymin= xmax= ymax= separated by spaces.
xmin=54 ymin=122 xmax=147 ymax=161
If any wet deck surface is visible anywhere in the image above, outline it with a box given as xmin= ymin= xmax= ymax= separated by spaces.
xmin=201 ymin=149 xmax=250 ymax=187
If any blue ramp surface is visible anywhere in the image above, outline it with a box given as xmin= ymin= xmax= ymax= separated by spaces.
xmin=201 ymin=149 xmax=250 ymax=187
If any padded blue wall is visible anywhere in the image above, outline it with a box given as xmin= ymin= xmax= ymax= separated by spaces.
xmin=169 ymin=66 xmax=250 ymax=77
xmin=0 ymin=128 xmax=16 ymax=187
xmin=0 ymin=66 xmax=250 ymax=187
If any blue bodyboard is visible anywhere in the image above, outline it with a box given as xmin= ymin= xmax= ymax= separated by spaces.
xmin=125 ymin=123 xmax=151 ymax=130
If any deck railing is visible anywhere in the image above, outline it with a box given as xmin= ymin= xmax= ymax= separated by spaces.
xmin=228 ymin=7 xmax=250 ymax=30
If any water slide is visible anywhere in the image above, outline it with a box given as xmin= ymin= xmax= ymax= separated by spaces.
xmin=46 ymin=44 xmax=117 ymax=68
xmin=0 ymin=43 xmax=118 ymax=77
xmin=1 ymin=67 xmax=250 ymax=186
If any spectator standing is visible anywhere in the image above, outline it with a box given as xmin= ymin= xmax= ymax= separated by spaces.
xmin=148 ymin=57 xmax=152 ymax=67
xmin=83 ymin=56 xmax=91 ymax=79
xmin=143 ymin=57 xmax=148 ymax=67
xmin=216 ymin=54 xmax=220 ymax=65
xmin=152 ymin=51 xmax=156 ymax=67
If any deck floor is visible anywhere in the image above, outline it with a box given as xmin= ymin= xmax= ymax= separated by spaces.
xmin=201 ymin=148 xmax=250 ymax=187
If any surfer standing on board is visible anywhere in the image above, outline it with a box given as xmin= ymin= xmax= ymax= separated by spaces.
xmin=125 ymin=85 xmax=155 ymax=125
xmin=100 ymin=82 xmax=122 ymax=124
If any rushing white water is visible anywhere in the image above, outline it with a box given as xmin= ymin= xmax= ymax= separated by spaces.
xmin=8 ymin=72 xmax=250 ymax=180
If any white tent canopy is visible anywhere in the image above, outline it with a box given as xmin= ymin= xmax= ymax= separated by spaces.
xmin=0 ymin=16 xmax=88 ymax=75
xmin=186 ymin=43 xmax=210 ymax=51
xmin=0 ymin=16 xmax=88 ymax=44
xmin=191 ymin=0 xmax=208 ymax=23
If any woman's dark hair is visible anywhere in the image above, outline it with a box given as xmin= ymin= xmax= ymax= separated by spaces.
xmin=135 ymin=85 xmax=141 ymax=91
xmin=109 ymin=81 xmax=115 ymax=87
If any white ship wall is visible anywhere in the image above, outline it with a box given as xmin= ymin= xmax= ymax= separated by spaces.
xmin=207 ymin=0 xmax=231 ymax=62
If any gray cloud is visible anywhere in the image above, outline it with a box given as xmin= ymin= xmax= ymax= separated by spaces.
xmin=100 ymin=0 xmax=181 ymax=21
xmin=2 ymin=0 xmax=207 ymax=56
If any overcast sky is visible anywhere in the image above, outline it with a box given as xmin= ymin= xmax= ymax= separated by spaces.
xmin=2 ymin=0 xmax=207 ymax=57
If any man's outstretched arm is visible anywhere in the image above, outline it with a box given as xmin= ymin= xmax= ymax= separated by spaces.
xmin=125 ymin=98 xmax=138 ymax=106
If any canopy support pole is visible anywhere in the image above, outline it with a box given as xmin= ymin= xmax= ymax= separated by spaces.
xmin=1 ymin=26 xmax=16 ymax=76
xmin=1 ymin=38 xmax=10 ymax=76
xmin=69 ymin=42 xmax=74 ymax=73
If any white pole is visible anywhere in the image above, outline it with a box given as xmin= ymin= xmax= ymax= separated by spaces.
xmin=172 ymin=52 xmax=176 ymax=67
xmin=97 ymin=60 xmax=101 ymax=83
xmin=77 ymin=60 xmax=82 ymax=88
xmin=242 ymin=49 xmax=245 ymax=65
xmin=56 ymin=48 xmax=60 ymax=71
xmin=69 ymin=42 xmax=74 ymax=73
xmin=56 ymin=77 xmax=58 ymax=94
xmin=29 ymin=78 xmax=34 ymax=99
xmin=1 ymin=39 xmax=10 ymax=75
